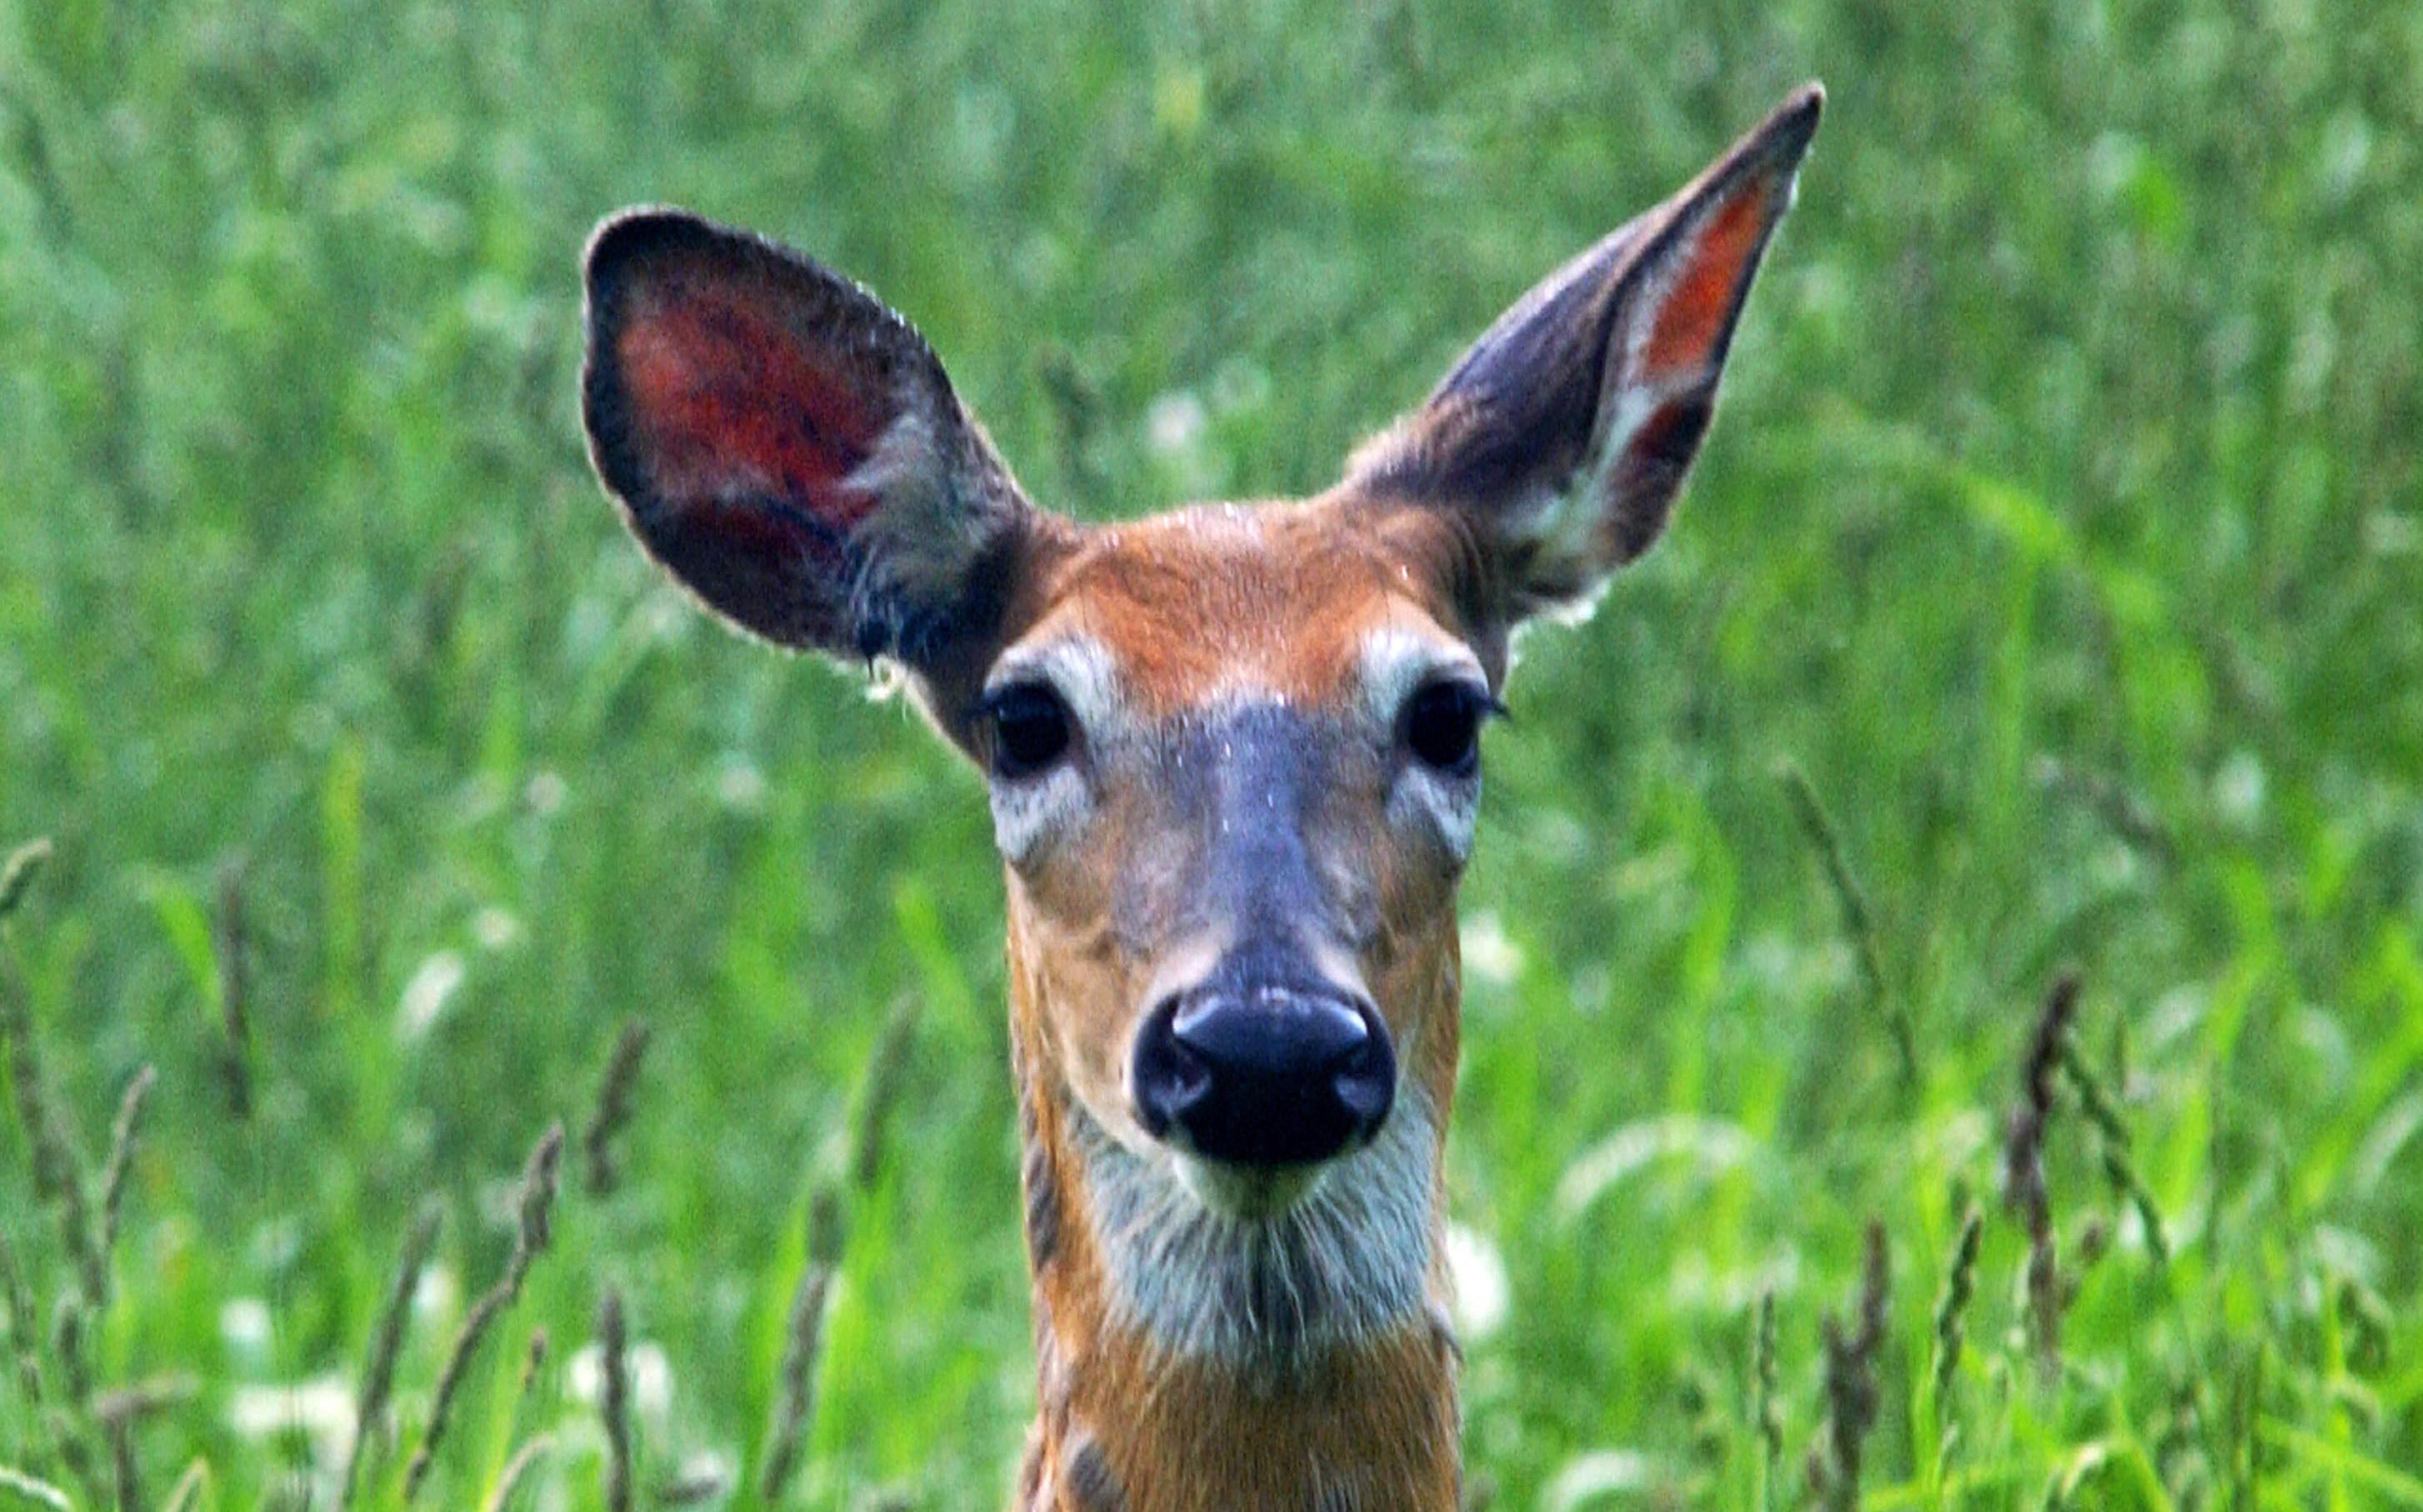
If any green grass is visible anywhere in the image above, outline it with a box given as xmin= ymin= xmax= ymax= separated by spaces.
xmin=3 ymin=0 xmax=2420 ymax=1507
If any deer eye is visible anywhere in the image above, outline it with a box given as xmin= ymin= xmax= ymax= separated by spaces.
xmin=979 ymin=682 xmax=1074 ymax=780
xmin=1401 ymin=681 xmax=1500 ymax=779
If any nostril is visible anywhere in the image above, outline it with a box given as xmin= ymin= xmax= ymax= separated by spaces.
xmin=1132 ymin=994 xmax=1213 ymax=1140
xmin=1331 ymin=1023 xmax=1395 ymax=1130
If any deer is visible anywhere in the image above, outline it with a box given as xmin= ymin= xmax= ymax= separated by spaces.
xmin=579 ymin=82 xmax=1821 ymax=1512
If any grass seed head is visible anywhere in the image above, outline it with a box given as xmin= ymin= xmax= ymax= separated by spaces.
xmin=1812 ymin=1220 xmax=1890 ymax=1512
xmin=98 ymin=1065 xmax=157 ymax=1272
xmin=342 ymin=1198 xmax=442 ymax=1511
xmin=2006 ymin=971 xmax=2081 ymax=1375
xmin=1930 ymin=1205 xmax=1985 ymax=1412
xmin=597 ymin=1285 xmax=633 ymax=1512
xmin=407 ymin=1124 xmax=566 ymax=1502
xmin=2 ymin=956 xmax=107 ymax=1305
xmin=581 ymin=1019 xmax=652 ymax=1196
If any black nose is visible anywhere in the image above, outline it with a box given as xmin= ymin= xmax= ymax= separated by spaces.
xmin=1131 ymin=979 xmax=1396 ymax=1167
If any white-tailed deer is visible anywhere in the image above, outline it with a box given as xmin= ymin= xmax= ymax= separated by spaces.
xmin=582 ymin=84 xmax=1821 ymax=1512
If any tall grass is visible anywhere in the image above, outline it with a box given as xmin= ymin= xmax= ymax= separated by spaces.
xmin=3 ymin=0 xmax=2420 ymax=1506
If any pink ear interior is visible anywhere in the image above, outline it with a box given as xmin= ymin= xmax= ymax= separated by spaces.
xmin=614 ymin=271 xmax=887 ymax=541
xmin=1637 ymin=173 xmax=1781 ymax=385
xmin=583 ymin=212 xmax=976 ymax=651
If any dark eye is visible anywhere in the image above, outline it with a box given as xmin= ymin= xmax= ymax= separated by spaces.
xmin=1401 ymin=681 xmax=1497 ymax=777
xmin=981 ymin=683 xmax=1073 ymax=780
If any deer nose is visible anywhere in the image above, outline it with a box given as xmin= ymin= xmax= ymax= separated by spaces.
xmin=1131 ymin=981 xmax=1396 ymax=1167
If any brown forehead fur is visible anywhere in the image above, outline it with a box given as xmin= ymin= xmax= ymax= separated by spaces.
xmin=995 ymin=492 xmax=1500 ymax=715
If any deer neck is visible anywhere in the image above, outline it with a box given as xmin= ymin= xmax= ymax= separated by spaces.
xmin=1007 ymin=973 xmax=1463 ymax=1512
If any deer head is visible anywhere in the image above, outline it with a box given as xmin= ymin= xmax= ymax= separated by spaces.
xmin=581 ymin=82 xmax=1821 ymax=1512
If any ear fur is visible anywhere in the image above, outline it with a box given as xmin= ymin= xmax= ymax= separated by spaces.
xmin=1347 ymin=83 xmax=1822 ymax=625
xmin=582 ymin=209 xmax=1033 ymax=666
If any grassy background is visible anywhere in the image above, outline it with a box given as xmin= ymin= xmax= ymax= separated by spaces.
xmin=4 ymin=0 xmax=2421 ymax=1507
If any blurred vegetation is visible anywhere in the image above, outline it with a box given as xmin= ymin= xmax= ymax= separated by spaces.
xmin=2 ymin=0 xmax=2420 ymax=1507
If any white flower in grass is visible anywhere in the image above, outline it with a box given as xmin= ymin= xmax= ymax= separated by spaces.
xmin=1542 ymin=1449 xmax=1652 ymax=1512
xmin=412 ymin=1262 xmax=459 ymax=1320
xmin=1147 ymin=390 xmax=1207 ymax=456
xmin=1443 ymin=1223 xmax=1510 ymax=1341
xmin=220 ymin=1297 xmax=273 ymax=1353
xmin=715 ymin=753 xmax=766 ymax=811
xmin=1460 ymin=911 xmax=1524 ymax=987
xmin=2211 ymin=749 xmax=2265 ymax=827
xmin=663 ymin=1447 xmax=737 ymax=1502
xmin=397 ymin=950 xmax=467 ymax=1040
xmin=228 ymin=1372 xmax=355 ymax=1471
xmin=473 ymin=906 xmax=522 ymax=950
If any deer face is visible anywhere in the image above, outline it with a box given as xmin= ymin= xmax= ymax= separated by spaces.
xmin=580 ymin=87 xmax=1820 ymax=1383
xmin=965 ymin=501 xmax=1488 ymax=1224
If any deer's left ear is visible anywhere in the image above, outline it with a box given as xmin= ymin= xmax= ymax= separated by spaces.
xmin=1346 ymin=84 xmax=1821 ymax=624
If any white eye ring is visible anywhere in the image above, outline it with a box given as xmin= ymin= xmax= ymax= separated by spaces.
xmin=979 ymin=635 xmax=1121 ymax=865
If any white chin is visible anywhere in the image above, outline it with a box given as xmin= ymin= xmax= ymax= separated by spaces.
xmin=1172 ymin=1151 xmax=1325 ymax=1220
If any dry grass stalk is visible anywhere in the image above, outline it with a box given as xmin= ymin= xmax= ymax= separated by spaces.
xmin=1779 ymin=765 xmax=1916 ymax=1084
xmin=404 ymin=1124 xmax=564 ymax=1502
xmin=1810 ymin=1220 xmax=1890 ymax=1512
xmin=0 ymin=955 xmax=107 ymax=1306
xmin=342 ymin=1199 xmax=443 ymax=1510
xmin=597 ymin=1285 xmax=633 ymax=1512
xmin=581 ymin=1020 xmax=652 ymax=1195
xmin=758 ymin=1185 xmax=845 ymax=1503
xmin=2006 ymin=971 xmax=2080 ymax=1375
xmin=213 ymin=860 xmax=252 ymax=1120
xmin=480 ymin=1433 xmax=553 ymax=1512
xmin=0 ymin=838 xmax=51 ymax=919
xmin=98 ymin=1065 xmax=157 ymax=1280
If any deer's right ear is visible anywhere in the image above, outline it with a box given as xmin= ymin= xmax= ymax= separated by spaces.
xmin=582 ymin=210 xmax=1036 ymax=667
